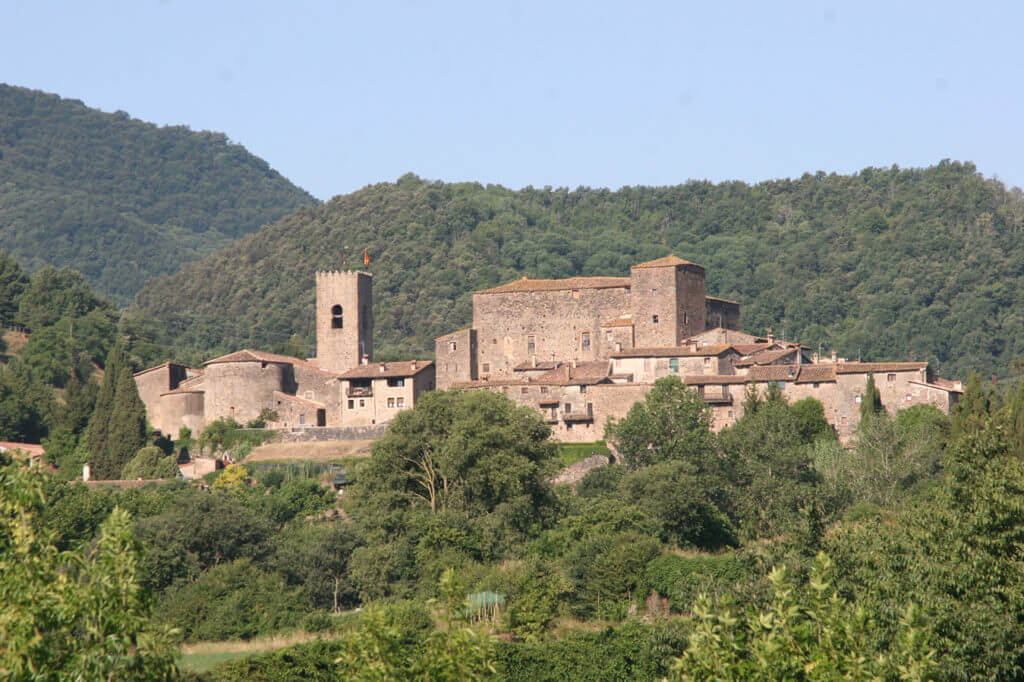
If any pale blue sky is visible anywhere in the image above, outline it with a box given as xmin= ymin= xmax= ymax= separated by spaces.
xmin=3 ymin=1 xmax=1022 ymax=200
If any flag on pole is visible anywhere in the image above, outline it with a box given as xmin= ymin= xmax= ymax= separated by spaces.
xmin=363 ymin=249 xmax=370 ymax=265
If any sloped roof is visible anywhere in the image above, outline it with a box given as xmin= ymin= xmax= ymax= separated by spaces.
xmin=683 ymin=375 xmax=748 ymax=385
xmin=731 ymin=342 xmax=778 ymax=355
xmin=747 ymin=365 xmax=802 ymax=382
xmin=435 ymin=328 xmax=472 ymax=340
xmin=536 ymin=360 xmax=611 ymax=384
xmin=632 ymin=255 xmax=703 ymax=269
xmin=338 ymin=360 xmax=434 ymax=379
xmin=133 ymin=362 xmax=182 ymax=378
xmin=794 ymin=365 xmax=837 ymax=384
xmin=705 ymin=295 xmax=741 ymax=306
xmin=610 ymin=345 xmax=734 ymax=359
xmin=474 ymin=276 xmax=631 ymax=295
xmin=834 ymin=362 xmax=928 ymax=374
xmin=735 ymin=348 xmax=799 ymax=367
xmin=204 ymin=349 xmax=302 ymax=366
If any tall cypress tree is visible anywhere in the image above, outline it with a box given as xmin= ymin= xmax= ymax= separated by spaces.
xmin=859 ymin=373 xmax=884 ymax=421
xmin=104 ymin=362 xmax=148 ymax=479
xmin=83 ymin=339 xmax=142 ymax=479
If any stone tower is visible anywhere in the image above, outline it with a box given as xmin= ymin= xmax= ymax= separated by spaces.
xmin=630 ymin=256 xmax=706 ymax=347
xmin=315 ymin=270 xmax=373 ymax=373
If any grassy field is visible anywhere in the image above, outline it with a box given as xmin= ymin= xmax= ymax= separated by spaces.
xmin=178 ymin=630 xmax=347 ymax=673
xmin=555 ymin=441 xmax=612 ymax=468
xmin=243 ymin=440 xmax=375 ymax=463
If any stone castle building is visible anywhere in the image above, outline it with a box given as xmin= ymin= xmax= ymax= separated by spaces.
xmin=435 ymin=256 xmax=962 ymax=442
xmin=135 ymin=270 xmax=435 ymax=437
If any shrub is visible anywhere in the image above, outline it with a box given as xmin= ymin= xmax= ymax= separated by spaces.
xmin=643 ymin=553 xmax=750 ymax=612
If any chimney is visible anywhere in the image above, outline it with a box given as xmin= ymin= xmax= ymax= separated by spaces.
xmin=361 ymin=354 xmax=369 ymax=365
xmin=411 ymin=361 xmax=418 ymax=371
xmin=766 ymin=327 xmax=774 ymax=343
xmin=379 ymin=363 xmax=386 ymax=373
xmin=616 ymin=342 xmax=622 ymax=352
xmin=531 ymin=354 xmax=537 ymax=368
xmin=572 ymin=358 xmax=578 ymax=368
xmin=830 ymin=350 xmax=837 ymax=364
xmin=82 ymin=463 xmax=91 ymax=482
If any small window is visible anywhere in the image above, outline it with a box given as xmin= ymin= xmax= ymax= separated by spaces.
xmin=387 ymin=378 xmax=405 ymax=388
xmin=581 ymin=332 xmax=590 ymax=351
xmin=387 ymin=397 xmax=395 ymax=408
xmin=564 ymin=403 xmax=571 ymax=413
xmin=571 ymin=289 xmax=580 ymax=298
xmin=653 ymin=315 xmax=659 ymax=324
xmin=906 ymin=394 xmax=912 ymax=402
xmin=482 ymin=363 xmax=490 ymax=373
xmin=566 ymin=422 xmax=574 ymax=430
xmin=728 ymin=410 xmax=734 ymax=418
xmin=841 ymin=416 xmax=848 ymax=425
xmin=683 ymin=312 xmax=688 ymax=324
xmin=359 ymin=399 xmax=365 ymax=407
xmin=305 ymin=391 xmax=313 ymax=399
xmin=331 ymin=305 xmax=343 ymax=329
xmin=651 ymin=288 xmax=658 ymax=296
xmin=540 ymin=386 xmax=548 ymax=393
xmin=669 ymin=358 xmax=679 ymax=372
xmin=299 ymin=414 xmax=305 ymax=425
xmin=855 ymin=396 xmax=862 ymax=404
xmin=813 ymin=382 xmax=820 ymax=388
xmin=887 ymin=373 xmax=896 ymax=383
xmin=450 ymin=341 xmax=457 ymax=352
xmin=579 ymin=384 xmax=587 ymax=393
xmin=703 ymin=357 xmax=711 ymax=366
xmin=527 ymin=335 xmax=535 ymax=355
xmin=348 ymin=400 xmax=354 ymax=409
xmin=521 ymin=387 xmax=528 ymax=394
xmin=492 ymin=338 xmax=497 ymax=344
xmin=397 ymin=397 xmax=405 ymax=407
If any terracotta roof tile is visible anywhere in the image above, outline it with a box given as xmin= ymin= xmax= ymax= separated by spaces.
xmin=474 ymin=276 xmax=631 ymax=295
xmin=834 ymin=362 xmax=928 ymax=374
xmin=731 ymin=342 xmax=777 ymax=355
xmin=203 ymin=349 xmax=342 ymax=377
xmin=338 ymin=360 xmax=433 ymax=379
xmin=683 ymin=375 xmax=748 ymax=385
xmin=435 ymin=328 xmax=472 ymax=340
xmin=735 ymin=348 xmax=799 ymax=367
xmin=794 ymin=365 xmax=836 ymax=383
xmin=632 ymin=255 xmax=703 ymax=269
xmin=748 ymin=365 xmax=802 ymax=382
xmin=705 ymin=295 xmax=741 ymax=306
xmin=610 ymin=345 xmax=734 ymax=359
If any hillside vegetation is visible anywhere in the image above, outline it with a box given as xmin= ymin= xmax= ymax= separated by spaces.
xmin=139 ymin=162 xmax=1024 ymax=378
xmin=0 ymin=84 xmax=315 ymax=301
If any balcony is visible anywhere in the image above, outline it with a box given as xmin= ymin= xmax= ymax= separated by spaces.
xmin=562 ymin=403 xmax=594 ymax=422
xmin=347 ymin=386 xmax=373 ymax=398
xmin=699 ymin=389 xmax=732 ymax=405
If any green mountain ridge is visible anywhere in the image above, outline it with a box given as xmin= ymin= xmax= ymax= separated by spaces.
xmin=0 ymin=83 xmax=316 ymax=302
xmin=136 ymin=162 xmax=1024 ymax=379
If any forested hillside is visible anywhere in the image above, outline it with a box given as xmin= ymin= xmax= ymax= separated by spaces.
xmin=137 ymin=162 xmax=1024 ymax=378
xmin=0 ymin=84 xmax=315 ymax=301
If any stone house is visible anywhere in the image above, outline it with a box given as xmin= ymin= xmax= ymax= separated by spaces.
xmin=437 ymin=256 xmax=962 ymax=442
xmin=135 ymin=270 xmax=433 ymax=438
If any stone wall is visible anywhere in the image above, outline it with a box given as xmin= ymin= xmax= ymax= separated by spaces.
xmin=630 ymin=263 xmax=706 ymax=347
xmin=203 ymin=360 xmax=291 ymax=425
xmin=293 ymin=364 xmax=343 ymax=425
xmin=435 ymin=328 xmax=477 ymax=389
xmin=160 ymin=390 xmax=205 ymax=438
xmin=276 ymin=424 xmax=388 ymax=442
xmin=705 ymin=298 xmax=741 ymax=331
xmin=472 ymin=285 xmax=632 ymax=377
xmin=315 ymin=270 xmax=373 ymax=373
xmin=134 ymin=363 xmax=188 ymax=434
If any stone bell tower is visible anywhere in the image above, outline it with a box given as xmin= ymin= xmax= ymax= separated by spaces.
xmin=315 ymin=270 xmax=373 ymax=373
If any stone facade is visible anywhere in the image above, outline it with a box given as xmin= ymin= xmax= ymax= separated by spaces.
xmin=136 ymin=269 xmax=428 ymax=438
xmin=438 ymin=255 xmax=963 ymax=443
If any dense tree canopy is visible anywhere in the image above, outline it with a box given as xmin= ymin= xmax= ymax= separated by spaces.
xmin=138 ymin=163 xmax=1023 ymax=376
xmin=0 ymin=83 xmax=315 ymax=301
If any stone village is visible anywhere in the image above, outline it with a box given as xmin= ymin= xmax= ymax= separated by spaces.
xmin=134 ymin=256 xmax=963 ymax=448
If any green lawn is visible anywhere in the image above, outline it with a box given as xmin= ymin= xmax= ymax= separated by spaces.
xmin=179 ymin=649 xmax=269 ymax=673
xmin=555 ymin=441 xmax=612 ymax=468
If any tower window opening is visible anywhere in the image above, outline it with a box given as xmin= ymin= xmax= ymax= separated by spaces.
xmin=331 ymin=305 xmax=343 ymax=329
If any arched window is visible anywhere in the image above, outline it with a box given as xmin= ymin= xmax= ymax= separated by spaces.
xmin=331 ymin=305 xmax=343 ymax=329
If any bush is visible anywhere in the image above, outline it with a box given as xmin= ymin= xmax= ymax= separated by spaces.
xmin=495 ymin=620 xmax=687 ymax=681
xmin=121 ymin=446 xmax=178 ymax=480
xmin=643 ymin=553 xmax=750 ymax=612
